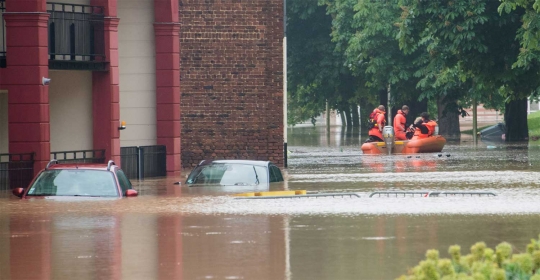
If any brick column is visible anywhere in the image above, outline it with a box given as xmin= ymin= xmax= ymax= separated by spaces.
xmin=3 ymin=0 xmax=50 ymax=174
xmin=91 ymin=0 xmax=120 ymax=164
xmin=154 ymin=0 xmax=181 ymax=176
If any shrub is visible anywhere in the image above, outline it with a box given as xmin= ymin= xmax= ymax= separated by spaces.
xmin=397 ymin=235 xmax=540 ymax=280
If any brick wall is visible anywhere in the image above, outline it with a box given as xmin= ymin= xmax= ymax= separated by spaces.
xmin=179 ymin=0 xmax=284 ymax=168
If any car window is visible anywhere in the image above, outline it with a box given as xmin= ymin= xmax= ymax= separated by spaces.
xmin=26 ymin=170 xmax=118 ymax=197
xmin=270 ymin=165 xmax=284 ymax=182
xmin=116 ymin=169 xmax=132 ymax=194
xmin=269 ymin=165 xmax=278 ymax=182
xmin=186 ymin=163 xmax=269 ymax=186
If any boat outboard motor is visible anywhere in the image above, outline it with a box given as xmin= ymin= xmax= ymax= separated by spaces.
xmin=382 ymin=126 xmax=395 ymax=155
xmin=434 ymin=125 xmax=439 ymax=136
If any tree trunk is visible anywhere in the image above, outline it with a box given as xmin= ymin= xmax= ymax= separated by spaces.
xmin=505 ymin=99 xmax=529 ymax=141
xmin=344 ymin=105 xmax=352 ymax=128
xmin=351 ymin=104 xmax=360 ymax=128
xmin=437 ymin=96 xmax=461 ymax=140
xmin=359 ymin=98 xmax=373 ymax=133
xmin=339 ymin=110 xmax=346 ymax=127
xmin=378 ymin=88 xmax=388 ymax=107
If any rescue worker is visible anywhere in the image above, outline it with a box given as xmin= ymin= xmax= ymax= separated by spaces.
xmin=421 ymin=112 xmax=438 ymax=136
xmin=411 ymin=116 xmax=429 ymax=140
xmin=365 ymin=105 xmax=386 ymax=142
xmin=393 ymin=105 xmax=410 ymax=140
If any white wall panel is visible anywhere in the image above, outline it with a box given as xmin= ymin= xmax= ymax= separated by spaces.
xmin=118 ymin=0 xmax=156 ymax=147
xmin=119 ymin=74 xmax=156 ymax=91
xmin=123 ymin=108 xmax=156 ymax=125
xmin=119 ymin=57 xmax=156 ymax=74
xmin=119 ymin=125 xmax=158 ymax=147
xmin=49 ymin=71 xmax=93 ymax=152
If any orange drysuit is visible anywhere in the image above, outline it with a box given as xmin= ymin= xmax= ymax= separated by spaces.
xmin=368 ymin=109 xmax=386 ymax=141
xmin=393 ymin=110 xmax=408 ymax=140
xmin=425 ymin=120 xmax=438 ymax=136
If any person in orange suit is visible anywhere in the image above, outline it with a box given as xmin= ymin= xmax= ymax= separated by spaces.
xmin=393 ymin=105 xmax=410 ymax=140
xmin=411 ymin=116 xmax=429 ymax=140
xmin=421 ymin=112 xmax=438 ymax=136
xmin=366 ymin=105 xmax=386 ymax=142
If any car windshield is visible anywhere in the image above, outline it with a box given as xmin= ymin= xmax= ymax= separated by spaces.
xmin=186 ymin=163 xmax=268 ymax=186
xmin=26 ymin=170 xmax=118 ymax=197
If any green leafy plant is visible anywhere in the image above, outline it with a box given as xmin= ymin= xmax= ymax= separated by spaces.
xmin=397 ymin=235 xmax=540 ymax=280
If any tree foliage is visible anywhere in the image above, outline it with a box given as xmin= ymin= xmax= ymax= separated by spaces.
xmin=396 ymin=0 xmax=540 ymax=140
xmin=286 ymin=0 xmax=540 ymax=140
xmin=287 ymin=0 xmax=363 ymax=126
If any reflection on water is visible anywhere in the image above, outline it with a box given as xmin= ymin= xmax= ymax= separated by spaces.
xmin=2 ymin=126 xmax=540 ymax=279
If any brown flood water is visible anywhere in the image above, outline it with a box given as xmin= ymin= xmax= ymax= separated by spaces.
xmin=2 ymin=126 xmax=540 ymax=280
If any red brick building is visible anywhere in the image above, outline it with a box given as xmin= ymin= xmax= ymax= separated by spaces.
xmin=179 ymin=1 xmax=284 ymax=167
xmin=0 ymin=0 xmax=284 ymax=178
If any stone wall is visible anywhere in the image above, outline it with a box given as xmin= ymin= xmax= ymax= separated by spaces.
xmin=179 ymin=0 xmax=284 ymax=168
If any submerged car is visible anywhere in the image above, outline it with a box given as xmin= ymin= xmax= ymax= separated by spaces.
xmin=480 ymin=122 xmax=506 ymax=142
xmin=12 ymin=160 xmax=138 ymax=198
xmin=185 ymin=160 xmax=284 ymax=187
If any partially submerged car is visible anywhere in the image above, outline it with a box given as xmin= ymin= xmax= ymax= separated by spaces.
xmin=480 ymin=122 xmax=506 ymax=142
xmin=12 ymin=160 xmax=138 ymax=198
xmin=185 ymin=160 xmax=284 ymax=187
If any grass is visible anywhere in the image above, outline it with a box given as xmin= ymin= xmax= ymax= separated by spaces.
xmin=528 ymin=111 xmax=540 ymax=139
xmin=528 ymin=111 xmax=540 ymax=142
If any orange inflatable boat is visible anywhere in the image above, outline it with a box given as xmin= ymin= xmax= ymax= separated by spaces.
xmin=361 ymin=135 xmax=446 ymax=155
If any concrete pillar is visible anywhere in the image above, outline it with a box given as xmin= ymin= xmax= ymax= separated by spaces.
xmin=3 ymin=0 xmax=50 ymax=174
xmin=91 ymin=0 xmax=121 ymax=164
xmin=154 ymin=0 xmax=181 ymax=176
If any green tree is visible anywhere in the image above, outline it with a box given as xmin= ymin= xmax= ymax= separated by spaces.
xmin=287 ymin=0 xmax=363 ymax=127
xmin=397 ymin=0 xmax=540 ymax=141
xmin=325 ymin=0 xmax=430 ymax=130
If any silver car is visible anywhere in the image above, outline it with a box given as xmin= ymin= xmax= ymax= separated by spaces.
xmin=185 ymin=160 xmax=284 ymax=187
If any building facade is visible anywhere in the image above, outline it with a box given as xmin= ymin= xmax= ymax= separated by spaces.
xmin=179 ymin=1 xmax=284 ymax=167
xmin=0 ymin=0 xmax=284 ymax=177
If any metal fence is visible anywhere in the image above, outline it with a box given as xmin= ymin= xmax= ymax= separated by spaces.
xmin=51 ymin=149 xmax=105 ymax=163
xmin=0 ymin=0 xmax=6 ymax=68
xmin=0 ymin=153 xmax=35 ymax=191
xmin=47 ymin=2 xmax=105 ymax=61
xmin=121 ymin=145 xmax=167 ymax=180
xmin=0 ymin=145 xmax=165 ymax=190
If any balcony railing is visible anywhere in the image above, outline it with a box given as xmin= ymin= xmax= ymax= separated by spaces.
xmin=51 ymin=149 xmax=106 ymax=163
xmin=47 ymin=2 xmax=105 ymax=70
xmin=0 ymin=0 xmax=6 ymax=68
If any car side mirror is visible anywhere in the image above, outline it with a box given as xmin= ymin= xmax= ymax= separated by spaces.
xmin=12 ymin=188 xmax=24 ymax=198
xmin=125 ymin=189 xmax=138 ymax=197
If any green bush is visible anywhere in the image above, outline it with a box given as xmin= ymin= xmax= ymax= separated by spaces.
xmin=397 ymin=235 xmax=540 ymax=280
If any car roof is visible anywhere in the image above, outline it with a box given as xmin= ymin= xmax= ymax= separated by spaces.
xmin=199 ymin=160 xmax=272 ymax=167
xmin=42 ymin=159 xmax=120 ymax=171
xmin=46 ymin=163 xmax=114 ymax=171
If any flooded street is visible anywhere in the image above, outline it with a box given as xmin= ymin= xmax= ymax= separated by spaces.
xmin=2 ymin=126 xmax=540 ymax=279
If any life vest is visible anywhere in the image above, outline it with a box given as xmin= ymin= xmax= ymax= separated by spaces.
xmin=367 ymin=110 xmax=385 ymax=129
xmin=425 ymin=120 xmax=437 ymax=136
xmin=412 ymin=123 xmax=429 ymax=139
